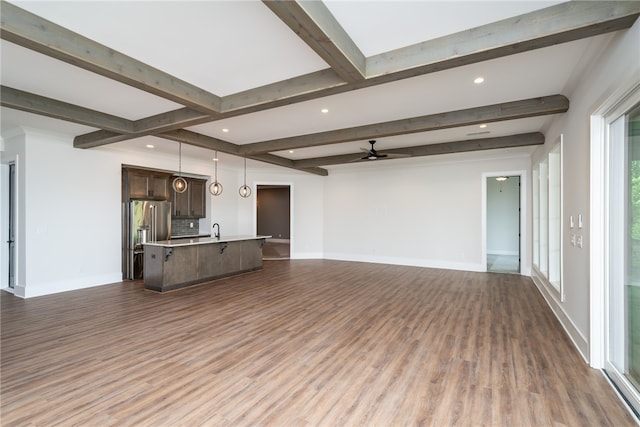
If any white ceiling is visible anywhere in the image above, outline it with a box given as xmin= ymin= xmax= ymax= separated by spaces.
xmin=0 ymin=1 xmax=622 ymax=170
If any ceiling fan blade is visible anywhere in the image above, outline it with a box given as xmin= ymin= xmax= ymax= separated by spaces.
xmin=383 ymin=153 xmax=410 ymax=159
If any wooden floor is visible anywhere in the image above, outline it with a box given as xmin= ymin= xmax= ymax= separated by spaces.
xmin=1 ymin=260 xmax=636 ymax=426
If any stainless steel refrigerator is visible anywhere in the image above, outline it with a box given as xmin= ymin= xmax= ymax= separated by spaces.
xmin=124 ymin=200 xmax=171 ymax=280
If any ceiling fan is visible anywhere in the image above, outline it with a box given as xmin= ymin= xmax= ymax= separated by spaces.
xmin=359 ymin=140 xmax=409 ymax=161
xmin=361 ymin=140 xmax=386 ymax=160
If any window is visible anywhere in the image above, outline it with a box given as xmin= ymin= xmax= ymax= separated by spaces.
xmin=533 ymin=165 xmax=539 ymax=267
xmin=533 ymin=137 xmax=563 ymax=298
xmin=548 ymin=143 xmax=562 ymax=289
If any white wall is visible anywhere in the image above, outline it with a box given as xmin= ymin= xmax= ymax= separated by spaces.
xmin=323 ymin=151 xmax=531 ymax=272
xmin=531 ymin=22 xmax=640 ymax=361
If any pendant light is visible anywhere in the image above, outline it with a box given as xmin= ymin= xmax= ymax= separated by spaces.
xmin=172 ymin=141 xmax=188 ymax=193
xmin=209 ymin=151 xmax=223 ymax=196
xmin=238 ymin=157 xmax=251 ymax=198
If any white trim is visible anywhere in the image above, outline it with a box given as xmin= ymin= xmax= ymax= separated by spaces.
xmin=531 ymin=269 xmax=589 ymax=362
xmin=324 ymin=252 xmax=485 ymax=273
xmin=481 ymin=170 xmax=528 ymax=275
xmin=16 ymin=273 xmax=122 ymax=299
xmin=590 ymin=81 xmax=640 ymax=368
xmin=291 ymin=252 xmax=323 ymax=260
xmin=253 ymin=181 xmax=294 ymax=257
xmin=486 ymin=250 xmax=519 ymax=256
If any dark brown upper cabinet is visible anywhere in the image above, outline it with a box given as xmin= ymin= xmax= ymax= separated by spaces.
xmin=172 ymin=177 xmax=207 ymax=218
xmin=124 ymin=168 xmax=171 ymax=201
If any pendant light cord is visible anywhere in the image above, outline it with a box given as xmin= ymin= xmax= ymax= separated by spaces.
xmin=214 ymin=151 xmax=218 ymax=180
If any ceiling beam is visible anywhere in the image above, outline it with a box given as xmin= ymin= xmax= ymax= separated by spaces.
xmin=159 ymin=129 xmax=329 ymax=177
xmin=1 ymin=86 xmax=134 ymax=133
xmin=239 ymin=95 xmax=568 ymax=155
xmin=0 ymin=85 xmax=328 ymax=175
xmin=293 ymin=133 xmax=545 ymax=168
xmin=68 ymin=2 xmax=636 ymax=148
xmin=262 ymin=0 xmax=366 ymax=83
xmin=74 ymin=69 xmax=349 ymax=148
xmin=74 ymin=108 xmax=216 ymax=148
xmin=0 ymin=1 xmax=222 ymax=115
xmin=366 ymin=1 xmax=640 ymax=79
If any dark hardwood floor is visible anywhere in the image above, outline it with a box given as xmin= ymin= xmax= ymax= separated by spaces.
xmin=1 ymin=260 xmax=636 ymax=426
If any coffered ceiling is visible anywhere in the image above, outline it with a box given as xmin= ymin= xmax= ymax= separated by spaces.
xmin=1 ymin=1 xmax=639 ymax=174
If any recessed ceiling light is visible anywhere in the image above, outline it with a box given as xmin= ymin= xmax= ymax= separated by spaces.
xmin=145 ymin=144 xmax=154 ymax=148
xmin=474 ymin=77 xmax=485 ymax=84
xmin=222 ymin=128 xmax=229 ymax=133
xmin=289 ymin=150 xmax=294 ymax=154
xmin=321 ymin=108 xmax=329 ymax=114
xmin=479 ymin=124 xmax=487 ymax=128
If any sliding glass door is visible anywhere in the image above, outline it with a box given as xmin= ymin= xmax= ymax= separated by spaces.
xmin=607 ymin=99 xmax=640 ymax=415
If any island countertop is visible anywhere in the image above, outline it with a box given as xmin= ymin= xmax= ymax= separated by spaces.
xmin=144 ymin=235 xmax=271 ymax=248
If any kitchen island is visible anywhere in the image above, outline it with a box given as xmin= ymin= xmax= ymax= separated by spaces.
xmin=143 ymin=235 xmax=270 ymax=292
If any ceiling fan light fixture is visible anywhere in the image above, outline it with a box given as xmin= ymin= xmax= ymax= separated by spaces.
xmin=361 ymin=140 xmax=387 ymax=161
xmin=496 ymin=176 xmax=508 ymax=182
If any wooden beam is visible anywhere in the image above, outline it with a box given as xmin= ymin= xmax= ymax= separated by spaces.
xmin=366 ymin=2 xmax=640 ymax=79
xmin=248 ymin=153 xmax=329 ymax=176
xmin=1 ymin=86 xmax=134 ymax=133
xmin=158 ymin=129 xmax=329 ymax=176
xmin=263 ymin=0 xmax=365 ymax=83
xmin=74 ymin=69 xmax=348 ymax=148
xmin=293 ymin=133 xmax=545 ymax=168
xmin=221 ymin=68 xmax=347 ymax=112
xmin=158 ymin=129 xmax=242 ymax=155
xmin=73 ymin=108 xmax=215 ymax=148
xmin=239 ymin=95 xmax=568 ymax=155
xmin=0 ymin=85 xmax=325 ymax=175
xmin=69 ymin=2 xmax=636 ymax=148
xmin=0 ymin=1 xmax=222 ymax=115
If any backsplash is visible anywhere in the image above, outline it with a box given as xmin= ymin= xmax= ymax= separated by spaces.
xmin=171 ymin=218 xmax=200 ymax=236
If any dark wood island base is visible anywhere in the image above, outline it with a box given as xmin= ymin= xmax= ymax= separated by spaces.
xmin=143 ymin=236 xmax=269 ymax=292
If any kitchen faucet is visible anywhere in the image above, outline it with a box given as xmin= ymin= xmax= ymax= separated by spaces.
xmin=212 ymin=223 xmax=220 ymax=239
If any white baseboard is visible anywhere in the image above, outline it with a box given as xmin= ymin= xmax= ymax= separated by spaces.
xmin=323 ymin=252 xmax=485 ymax=273
xmin=17 ymin=273 xmax=123 ymax=298
xmin=531 ymin=272 xmax=589 ymax=363
xmin=291 ymin=252 xmax=323 ymax=260
xmin=487 ymin=250 xmax=519 ymax=256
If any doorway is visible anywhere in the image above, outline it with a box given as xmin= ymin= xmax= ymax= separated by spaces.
xmin=257 ymin=185 xmax=291 ymax=260
xmin=486 ymin=175 xmax=521 ymax=273
xmin=7 ymin=162 xmax=15 ymax=289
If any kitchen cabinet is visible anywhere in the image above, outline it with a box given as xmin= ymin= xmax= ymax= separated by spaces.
xmin=172 ymin=177 xmax=207 ymax=218
xmin=125 ymin=168 xmax=171 ymax=200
